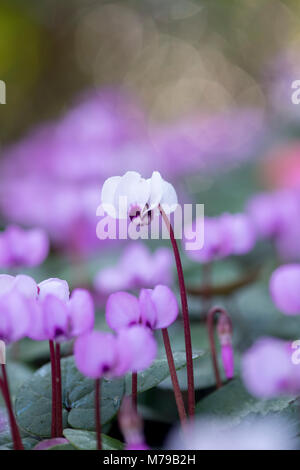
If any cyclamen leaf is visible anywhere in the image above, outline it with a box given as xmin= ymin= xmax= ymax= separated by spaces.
xmin=124 ymin=350 xmax=204 ymax=394
xmin=15 ymin=356 xmax=124 ymax=438
xmin=63 ymin=428 xmax=123 ymax=450
xmin=195 ymin=378 xmax=299 ymax=425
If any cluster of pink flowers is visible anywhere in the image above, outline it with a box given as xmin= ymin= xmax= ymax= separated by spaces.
xmin=242 ymin=264 xmax=300 ymax=397
xmin=94 ymin=243 xmax=173 ymax=296
xmin=0 ymin=225 xmax=49 ymax=269
xmin=0 ymin=88 xmax=265 ymax=255
xmin=184 ymin=212 xmax=256 ymax=263
xmin=0 ymin=275 xmax=94 ymax=344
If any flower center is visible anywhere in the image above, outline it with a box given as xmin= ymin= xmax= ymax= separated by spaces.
xmin=129 ymin=204 xmax=152 ymax=226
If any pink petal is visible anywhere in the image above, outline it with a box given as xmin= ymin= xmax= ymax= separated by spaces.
xmin=115 ymin=325 xmax=157 ymax=373
xmin=139 ymin=289 xmax=157 ymax=329
xmin=221 ymin=344 xmax=234 ymax=379
xmin=69 ymin=289 xmax=95 ymax=337
xmin=148 ymin=285 xmax=178 ymax=329
xmin=42 ymin=294 xmax=69 ymax=340
xmin=74 ymin=331 xmax=117 ymax=379
xmin=106 ymin=291 xmax=140 ymax=331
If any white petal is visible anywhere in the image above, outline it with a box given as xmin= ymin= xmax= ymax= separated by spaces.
xmin=38 ymin=278 xmax=70 ymax=302
xmin=100 ymin=176 xmax=122 ymax=218
xmin=160 ymin=181 xmax=178 ymax=214
xmin=147 ymin=171 xmax=163 ymax=211
xmin=114 ymin=171 xmax=150 ymax=219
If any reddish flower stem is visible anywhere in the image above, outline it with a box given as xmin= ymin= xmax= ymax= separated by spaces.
xmin=95 ymin=378 xmax=102 ymax=450
xmin=206 ymin=306 xmax=230 ymax=389
xmin=55 ymin=342 xmax=63 ymax=437
xmin=1 ymin=364 xmax=24 ymax=450
xmin=162 ymin=328 xmax=187 ymax=426
xmin=49 ymin=340 xmax=57 ymax=437
xmin=131 ymin=372 xmax=137 ymax=412
xmin=159 ymin=206 xmax=195 ymax=417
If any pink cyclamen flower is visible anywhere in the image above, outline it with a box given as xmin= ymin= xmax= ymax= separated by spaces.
xmin=94 ymin=243 xmax=173 ymax=295
xmin=0 ymin=225 xmax=49 ymax=268
xmin=242 ymin=337 xmax=300 ymax=398
xmin=106 ymin=285 xmax=178 ymax=331
xmin=74 ymin=325 xmax=157 ymax=379
xmin=29 ymin=278 xmax=94 ymax=342
xmin=184 ymin=213 xmax=256 ymax=263
xmin=0 ymin=274 xmax=37 ymax=343
xmin=99 ymin=171 xmax=178 ymax=226
xmin=270 ymin=264 xmax=300 ymax=315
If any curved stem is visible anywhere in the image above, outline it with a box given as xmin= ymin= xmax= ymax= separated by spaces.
xmin=1 ymin=364 xmax=24 ymax=450
xmin=162 ymin=329 xmax=187 ymax=426
xmin=206 ymin=306 xmax=231 ymax=389
xmin=55 ymin=343 xmax=63 ymax=437
xmin=95 ymin=379 xmax=102 ymax=450
xmin=159 ymin=205 xmax=195 ymax=417
xmin=49 ymin=340 xmax=57 ymax=438
xmin=131 ymin=372 xmax=137 ymax=412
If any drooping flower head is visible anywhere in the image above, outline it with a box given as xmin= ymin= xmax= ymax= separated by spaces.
xmin=106 ymin=285 xmax=178 ymax=331
xmin=99 ymin=171 xmax=178 ymax=226
xmin=0 ymin=225 xmax=49 ymax=269
xmin=270 ymin=264 xmax=300 ymax=315
xmin=74 ymin=325 xmax=157 ymax=379
xmin=94 ymin=243 xmax=173 ymax=295
xmin=242 ymin=337 xmax=300 ymax=398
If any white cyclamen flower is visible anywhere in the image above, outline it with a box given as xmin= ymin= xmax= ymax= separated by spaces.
xmin=100 ymin=171 xmax=178 ymax=226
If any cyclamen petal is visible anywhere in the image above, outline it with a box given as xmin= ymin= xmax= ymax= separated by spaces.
xmin=115 ymin=325 xmax=157 ymax=373
xmin=221 ymin=344 xmax=234 ymax=380
xmin=0 ymin=293 xmax=32 ymax=343
xmin=0 ymin=274 xmax=37 ymax=298
xmin=69 ymin=289 xmax=95 ymax=337
xmin=106 ymin=292 xmax=140 ymax=331
xmin=38 ymin=278 xmax=70 ymax=302
xmin=74 ymin=331 xmax=117 ymax=379
xmin=43 ymin=295 xmax=69 ymax=340
xmin=270 ymin=265 xmax=300 ymax=315
xmin=139 ymin=285 xmax=178 ymax=330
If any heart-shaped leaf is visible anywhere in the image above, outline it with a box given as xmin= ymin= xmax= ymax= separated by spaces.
xmin=15 ymin=356 xmax=124 ymax=438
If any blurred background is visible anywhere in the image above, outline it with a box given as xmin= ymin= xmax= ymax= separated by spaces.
xmin=2 ymin=0 xmax=300 ymax=447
